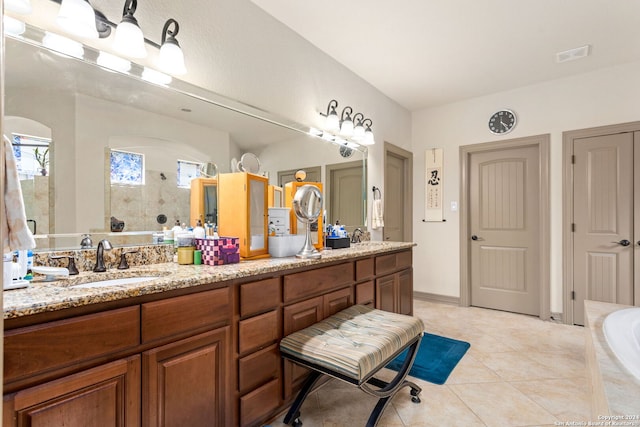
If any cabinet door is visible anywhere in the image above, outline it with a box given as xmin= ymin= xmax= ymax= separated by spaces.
xmin=323 ymin=287 xmax=353 ymax=317
xmin=142 ymin=327 xmax=229 ymax=427
xmin=4 ymin=356 xmax=140 ymax=427
xmin=376 ymin=274 xmax=397 ymax=313
xmin=398 ymin=269 xmax=413 ymax=315
xmin=282 ymin=297 xmax=323 ymax=399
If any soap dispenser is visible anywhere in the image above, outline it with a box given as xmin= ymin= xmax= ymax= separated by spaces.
xmin=193 ymin=219 xmax=206 ymax=239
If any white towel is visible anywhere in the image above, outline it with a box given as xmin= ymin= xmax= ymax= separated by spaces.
xmin=371 ymin=199 xmax=384 ymax=230
xmin=2 ymin=135 xmax=36 ymax=253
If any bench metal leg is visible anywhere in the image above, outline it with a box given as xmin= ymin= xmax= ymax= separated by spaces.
xmin=283 ymin=370 xmax=323 ymax=426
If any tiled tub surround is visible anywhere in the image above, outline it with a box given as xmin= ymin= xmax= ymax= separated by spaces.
xmin=584 ymin=300 xmax=640 ymax=418
xmin=5 ymin=241 xmax=413 ymax=319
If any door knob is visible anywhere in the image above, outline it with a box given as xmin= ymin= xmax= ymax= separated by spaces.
xmin=471 ymin=235 xmax=480 ymax=241
xmin=612 ymin=239 xmax=631 ymax=246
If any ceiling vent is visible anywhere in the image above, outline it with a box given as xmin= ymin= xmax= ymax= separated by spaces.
xmin=556 ymin=45 xmax=591 ymax=63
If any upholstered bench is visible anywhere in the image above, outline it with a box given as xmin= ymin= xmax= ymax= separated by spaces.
xmin=279 ymin=304 xmax=424 ymax=427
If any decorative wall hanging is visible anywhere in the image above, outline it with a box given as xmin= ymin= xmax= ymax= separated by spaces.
xmin=424 ymin=148 xmax=444 ymax=222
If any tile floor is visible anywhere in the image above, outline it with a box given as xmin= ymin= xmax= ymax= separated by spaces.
xmin=268 ymin=299 xmax=592 ymax=427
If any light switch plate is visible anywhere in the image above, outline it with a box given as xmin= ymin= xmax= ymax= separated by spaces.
xmin=451 ymin=201 xmax=458 ymax=212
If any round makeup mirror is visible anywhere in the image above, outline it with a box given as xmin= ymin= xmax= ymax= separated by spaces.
xmin=199 ymin=162 xmax=218 ymax=178
xmin=293 ymin=184 xmax=323 ymax=259
xmin=239 ymin=152 xmax=261 ymax=174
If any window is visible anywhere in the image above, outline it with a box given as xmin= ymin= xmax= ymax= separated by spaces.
xmin=177 ymin=160 xmax=201 ymax=188
xmin=11 ymin=133 xmax=51 ymax=179
xmin=110 ymin=149 xmax=144 ymax=185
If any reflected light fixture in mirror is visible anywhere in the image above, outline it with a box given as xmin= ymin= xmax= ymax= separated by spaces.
xmin=4 ymin=16 xmax=26 ymax=36
xmin=113 ymin=0 xmax=147 ymax=58
xmin=42 ymin=31 xmax=84 ymax=58
xmin=141 ymin=67 xmax=172 ymax=85
xmin=97 ymin=51 xmax=131 ymax=73
xmin=158 ymin=19 xmax=186 ymax=75
xmin=56 ymin=0 xmax=99 ymax=39
xmin=5 ymin=0 xmax=33 ymax=14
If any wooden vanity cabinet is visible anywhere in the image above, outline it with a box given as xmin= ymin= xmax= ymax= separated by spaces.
xmin=3 ymin=288 xmax=232 ymax=427
xmin=375 ymin=250 xmax=413 ymax=315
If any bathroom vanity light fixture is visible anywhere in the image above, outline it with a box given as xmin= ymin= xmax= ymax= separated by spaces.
xmin=339 ymin=106 xmax=354 ymax=136
xmin=158 ymin=19 xmax=186 ymax=75
xmin=320 ymin=99 xmax=340 ymax=131
xmin=362 ymin=118 xmax=375 ymax=145
xmin=56 ymin=0 xmax=99 ymax=39
xmin=319 ymin=99 xmax=375 ymax=144
xmin=113 ymin=0 xmax=147 ymax=58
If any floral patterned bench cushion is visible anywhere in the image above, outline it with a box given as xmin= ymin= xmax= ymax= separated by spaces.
xmin=280 ymin=305 xmax=424 ymax=381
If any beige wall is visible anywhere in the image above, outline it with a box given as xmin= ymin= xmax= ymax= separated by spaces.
xmin=411 ymin=60 xmax=640 ymax=313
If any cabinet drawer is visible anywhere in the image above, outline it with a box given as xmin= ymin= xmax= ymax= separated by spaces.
xmin=283 ymin=296 xmax=323 ymax=336
xmin=240 ymin=277 xmax=281 ymax=318
xmin=4 ymin=306 xmax=140 ymax=383
xmin=375 ymin=250 xmax=412 ymax=276
xmin=283 ymin=262 xmax=354 ymax=303
xmin=356 ymin=281 xmax=374 ymax=305
xmin=238 ymin=344 xmax=280 ymax=394
xmin=238 ymin=310 xmax=279 ymax=355
xmin=142 ymin=288 xmax=229 ymax=344
xmin=240 ymin=378 xmax=280 ymax=427
xmin=356 ymin=258 xmax=374 ymax=281
xmin=323 ymin=287 xmax=353 ymax=317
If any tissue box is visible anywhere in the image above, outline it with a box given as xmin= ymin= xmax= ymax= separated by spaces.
xmin=325 ymin=237 xmax=350 ymax=249
xmin=195 ymin=237 xmax=240 ymax=265
xmin=268 ymin=234 xmax=306 ymax=258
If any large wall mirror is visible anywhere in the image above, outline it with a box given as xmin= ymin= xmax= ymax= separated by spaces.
xmin=3 ymin=25 xmax=367 ymax=251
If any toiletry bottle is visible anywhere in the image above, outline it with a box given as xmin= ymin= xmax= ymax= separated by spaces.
xmin=194 ymin=219 xmax=206 ymax=239
xmin=213 ymin=225 xmax=219 ymax=239
xmin=24 ymin=250 xmax=33 ymax=280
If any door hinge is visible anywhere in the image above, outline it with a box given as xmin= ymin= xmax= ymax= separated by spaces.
xmin=571 ymin=223 xmax=576 ymax=232
xmin=572 ymin=155 xmax=576 ymax=164
xmin=571 ymin=291 xmax=576 ymax=300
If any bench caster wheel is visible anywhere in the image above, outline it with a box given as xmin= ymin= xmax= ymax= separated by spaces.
xmin=411 ymin=395 xmax=421 ymax=403
xmin=292 ymin=417 xmax=303 ymax=427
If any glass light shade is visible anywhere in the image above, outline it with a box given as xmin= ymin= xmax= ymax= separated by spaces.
xmin=352 ymin=122 xmax=365 ymax=140
xmin=113 ymin=20 xmax=147 ymax=58
xmin=325 ymin=112 xmax=339 ymax=131
xmin=142 ymin=67 xmax=172 ymax=85
xmin=42 ymin=32 xmax=84 ymax=59
xmin=158 ymin=41 xmax=187 ymax=75
xmin=4 ymin=15 xmax=26 ymax=36
xmin=340 ymin=119 xmax=354 ymax=136
xmin=97 ymin=51 xmax=131 ymax=73
xmin=56 ymin=0 xmax=98 ymax=39
xmin=5 ymin=0 xmax=32 ymax=14
xmin=362 ymin=128 xmax=375 ymax=145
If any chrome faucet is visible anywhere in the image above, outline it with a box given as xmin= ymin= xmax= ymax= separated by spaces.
xmin=93 ymin=239 xmax=113 ymax=272
xmin=351 ymin=228 xmax=364 ymax=243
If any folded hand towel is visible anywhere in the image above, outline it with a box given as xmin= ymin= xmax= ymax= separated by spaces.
xmin=371 ymin=199 xmax=384 ymax=230
xmin=3 ymin=135 xmax=36 ymax=253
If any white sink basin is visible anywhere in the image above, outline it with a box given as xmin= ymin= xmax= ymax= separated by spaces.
xmin=603 ymin=307 xmax=640 ymax=380
xmin=71 ymin=276 xmax=161 ymax=289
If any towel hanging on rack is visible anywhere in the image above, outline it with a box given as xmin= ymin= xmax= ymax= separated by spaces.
xmin=371 ymin=191 xmax=384 ymax=230
xmin=2 ymin=135 xmax=36 ymax=253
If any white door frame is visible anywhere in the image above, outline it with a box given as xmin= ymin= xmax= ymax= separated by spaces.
xmin=460 ymin=135 xmax=551 ymax=320
xmin=562 ymin=121 xmax=640 ymax=325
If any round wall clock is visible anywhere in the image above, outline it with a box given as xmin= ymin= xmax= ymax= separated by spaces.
xmin=339 ymin=145 xmax=354 ymax=158
xmin=488 ymin=109 xmax=517 ymax=134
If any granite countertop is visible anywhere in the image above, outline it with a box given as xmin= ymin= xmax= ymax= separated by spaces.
xmin=4 ymin=241 xmax=415 ymax=320
xmin=584 ymin=300 xmax=640 ymax=416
